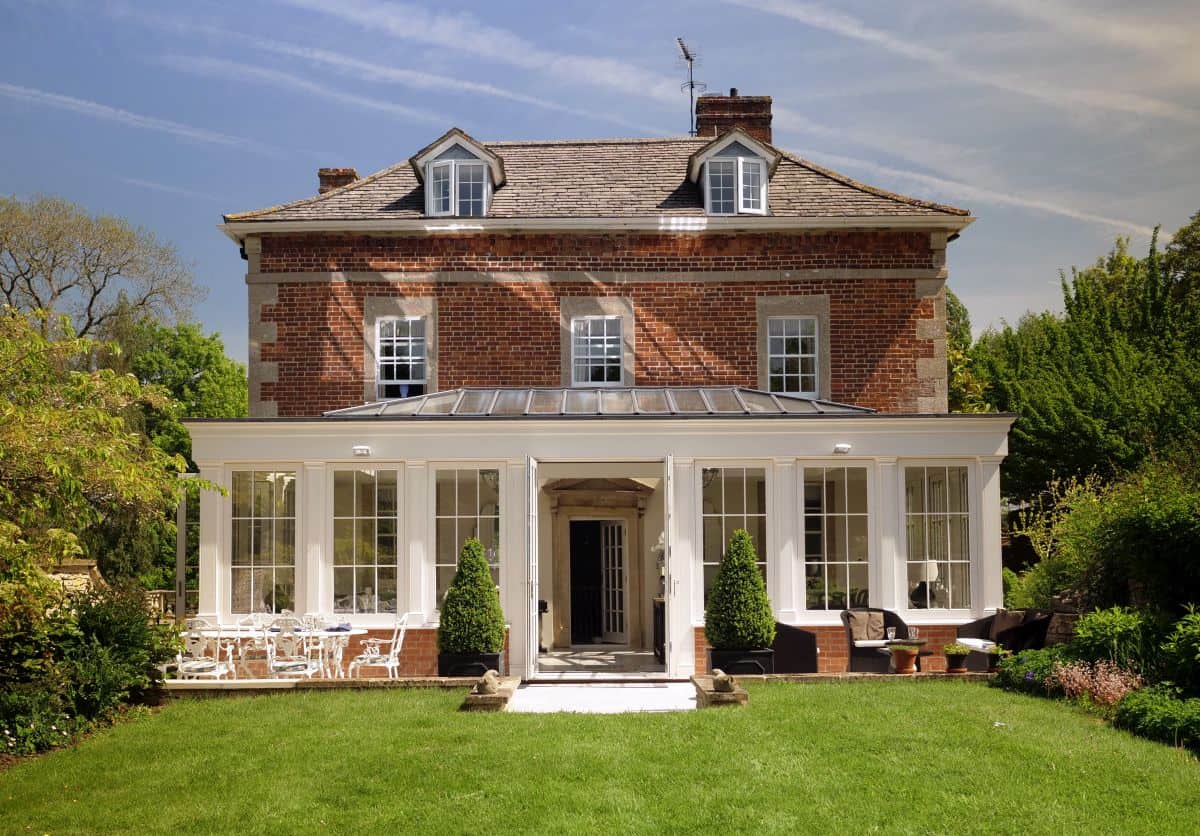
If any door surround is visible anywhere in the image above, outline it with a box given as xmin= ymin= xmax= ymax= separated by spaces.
xmin=546 ymin=479 xmax=651 ymax=651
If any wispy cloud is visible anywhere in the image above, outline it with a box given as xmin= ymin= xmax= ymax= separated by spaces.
xmin=157 ymin=55 xmax=446 ymax=125
xmin=0 ymin=80 xmax=273 ymax=151
xmin=116 ymin=176 xmax=222 ymax=201
xmin=803 ymin=148 xmax=1157 ymax=237
xmin=723 ymin=0 xmax=1200 ymax=124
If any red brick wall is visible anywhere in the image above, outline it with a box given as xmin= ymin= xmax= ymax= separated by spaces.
xmin=258 ymin=231 xmax=935 ymax=274
xmin=693 ymin=624 xmax=960 ymax=674
xmin=259 ymin=279 xmax=936 ymax=416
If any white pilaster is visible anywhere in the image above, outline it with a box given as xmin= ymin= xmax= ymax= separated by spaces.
xmin=405 ymin=461 xmax=429 ymax=621
xmin=196 ymin=463 xmax=223 ymax=617
xmin=977 ymin=456 xmax=1004 ymax=612
xmin=875 ymin=458 xmax=900 ymax=611
xmin=300 ymin=462 xmax=325 ymax=615
xmin=669 ymin=457 xmax=697 ymax=677
xmin=504 ymin=459 xmax=532 ymax=679
xmin=771 ymin=458 xmax=798 ymax=622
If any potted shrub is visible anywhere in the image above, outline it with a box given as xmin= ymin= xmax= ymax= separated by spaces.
xmin=943 ymin=641 xmax=972 ymax=674
xmin=705 ymin=529 xmax=776 ymax=674
xmin=437 ymin=538 xmax=506 ymax=677
xmin=987 ymin=645 xmax=1011 ymax=673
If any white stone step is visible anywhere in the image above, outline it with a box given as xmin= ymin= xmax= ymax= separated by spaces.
xmin=507 ymin=682 xmax=696 ymax=714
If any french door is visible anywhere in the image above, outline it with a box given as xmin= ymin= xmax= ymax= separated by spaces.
xmin=600 ymin=521 xmax=626 ymax=644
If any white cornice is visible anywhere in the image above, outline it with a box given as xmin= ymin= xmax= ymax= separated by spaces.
xmin=220 ymin=214 xmax=973 ymax=244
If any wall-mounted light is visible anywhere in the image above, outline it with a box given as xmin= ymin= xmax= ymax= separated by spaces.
xmin=833 ymin=442 xmax=853 ymax=455
xmin=352 ymin=445 xmax=372 ymax=457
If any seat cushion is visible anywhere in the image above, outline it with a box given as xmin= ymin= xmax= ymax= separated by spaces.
xmin=989 ymin=610 xmax=1025 ymax=642
xmin=853 ymin=640 xmax=888 ymax=648
xmin=957 ymin=637 xmax=995 ymax=652
xmin=847 ymin=611 xmax=885 ymax=641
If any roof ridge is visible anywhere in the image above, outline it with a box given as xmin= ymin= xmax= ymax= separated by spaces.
xmin=483 ymin=136 xmax=703 ymax=147
xmin=777 ymin=150 xmax=969 ymax=217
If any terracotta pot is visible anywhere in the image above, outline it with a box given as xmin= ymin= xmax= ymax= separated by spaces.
xmin=890 ymin=646 xmax=919 ymax=674
xmin=945 ymin=652 xmax=969 ymax=674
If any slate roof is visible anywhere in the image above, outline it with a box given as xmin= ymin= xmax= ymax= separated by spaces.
xmin=324 ymin=387 xmax=875 ymax=419
xmin=225 ymin=136 xmax=967 ymax=223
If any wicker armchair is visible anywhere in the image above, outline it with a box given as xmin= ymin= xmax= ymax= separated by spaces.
xmin=840 ymin=608 xmax=927 ymax=673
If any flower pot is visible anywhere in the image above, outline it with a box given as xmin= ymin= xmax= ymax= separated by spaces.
xmin=438 ymin=652 xmax=502 ymax=677
xmin=708 ymin=648 xmax=775 ymax=675
xmin=986 ymin=652 xmax=1003 ymax=673
xmin=945 ymin=653 xmax=969 ymax=674
xmin=890 ymin=646 xmax=919 ymax=674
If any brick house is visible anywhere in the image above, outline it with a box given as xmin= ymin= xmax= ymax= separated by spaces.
xmin=188 ymin=91 xmax=1013 ymax=678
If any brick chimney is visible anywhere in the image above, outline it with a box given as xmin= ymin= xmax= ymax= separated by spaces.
xmin=318 ymin=167 xmax=358 ymax=194
xmin=695 ymin=88 xmax=773 ymax=144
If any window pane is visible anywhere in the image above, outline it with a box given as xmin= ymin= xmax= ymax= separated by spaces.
xmin=846 ymin=468 xmax=868 ymax=514
xmin=333 ymin=470 xmax=354 ymax=517
xmin=275 ymin=520 xmax=295 ymax=566
xmin=456 ymin=470 xmax=477 ymax=513
xmin=232 ymin=471 xmax=251 ymax=517
xmin=333 ymin=568 xmax=353 ymax=613
xmin=378 ymin=568 xmax=397 ymax=613
xmin=745 ymin=469 xmax=766 ymax=515
xmin=724 ymin=469 xmax=746 ymax=515
xmin=333 ymin=519 xmax=354 ymax=566
xmin=701 ymin=469 xmax=723 ymax=514
xmin=847 ymin=515 xmax=868 ymax=562
xmin=436 ymin=470 xmax=456 ymax=516
xmin=905 ymin=468 xmax=926 ymax=514
xmin=377 ymin=470 xmax=398 ymax=517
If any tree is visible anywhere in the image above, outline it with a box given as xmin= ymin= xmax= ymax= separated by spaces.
xmin=0 ymin=195 xmax=202 ymax=338
xmin=945 ymin=287 xmax=990 ymax=413
xmin=106 ymin=317 xmax=247 ymax=463
xmin=975 ymin=218 xmax=1200 ymax=501
xmin=0 ymin=309 xmax=192 ymax=580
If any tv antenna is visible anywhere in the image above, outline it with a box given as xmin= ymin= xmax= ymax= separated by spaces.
xmin=677 ymin=37 xmax=706 ymax=136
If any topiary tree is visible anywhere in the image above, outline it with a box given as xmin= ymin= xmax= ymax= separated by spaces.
xmin=437 ymin=538 xmax=505 ymax=654
xmin=705 ymin=529 xmax=775 ymax=650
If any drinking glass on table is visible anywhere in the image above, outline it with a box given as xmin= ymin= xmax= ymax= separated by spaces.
xmin=886 ymin=627 xmax=897 ymax=640
xmin=910 ymin=627 xmax=920 ymax=640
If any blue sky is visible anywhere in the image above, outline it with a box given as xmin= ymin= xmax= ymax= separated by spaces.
xmin=1 ymin=0 xmax=1196 ymax=363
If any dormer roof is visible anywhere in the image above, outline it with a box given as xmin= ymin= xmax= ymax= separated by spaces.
xmin=409 ymin=127 xmax=506 ymax=186
xmin=686 ymin=128 xmax=782 ymax=183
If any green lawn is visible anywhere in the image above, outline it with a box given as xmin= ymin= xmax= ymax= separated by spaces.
xmin=2 ymin=681 xmax=1197 ymax=834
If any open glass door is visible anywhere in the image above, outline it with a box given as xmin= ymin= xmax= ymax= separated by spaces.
xmin=526 ymin=456 xmax=539 ymax=679
xmin=663 ymin=454 xmax=675 ymax=675
xmin=600 ymin=521 xmax=626 ymax=643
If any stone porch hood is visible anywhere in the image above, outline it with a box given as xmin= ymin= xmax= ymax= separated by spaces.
xmin=323 ymin=387 xmax=874 ymax=420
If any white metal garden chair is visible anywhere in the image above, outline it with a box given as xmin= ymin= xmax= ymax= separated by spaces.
xmin=267 ymin=621 xmax=322 ymax=679
xmin=233 ymin=615 xmax=272 ymax=678
xmin=348 ymin=614 xmax=408 ymax=680
xmin=176 ymin=617 xmax=232 ymax=680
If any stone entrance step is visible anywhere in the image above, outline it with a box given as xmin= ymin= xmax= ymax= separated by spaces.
xmin=507 ymin=682 xmax=697 ymax=714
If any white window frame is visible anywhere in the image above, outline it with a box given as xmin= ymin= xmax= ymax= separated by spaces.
xmin=799 ymin=465 xmax=871 ymax=612
xmin=227 ymin=467 xmax=299 ymax=616
xmin=328 ymin=466 xmax=402 ymax=618
xmin=704 ymin=157 xmax=768 ymax=216
xmin=570 ymin=315 xmax=625 ymax=387
xmin=698 ymin=464 xmax=770 ymax=605
xmin=432 ymin=466 xmax=502 ymax=609
xmin=425 ymin=158 xmax=490 ymax=217
xmin=376 ymin=316 xmax=427 ymax=400
xmin=900 ymin=462 xmax=976 ymax=616
xmin=766 ymin=315 xmax=819 ymax=397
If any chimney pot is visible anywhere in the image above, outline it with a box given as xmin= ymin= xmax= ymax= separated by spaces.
xmin=695 ymin=91 xmax=773 ymax=144
xmin=318 ymin=167 xmax=358 ymax=194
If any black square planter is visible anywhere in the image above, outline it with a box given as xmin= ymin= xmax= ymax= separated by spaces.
xmin=708 ymin=648 xmax=775 ymax=675
xmin=438 ymin=652 xmax=502 ymax=677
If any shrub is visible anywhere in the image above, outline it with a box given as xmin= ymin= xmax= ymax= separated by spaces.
xmin=1049 ymin=660 xmax=1143 ymax=710
xmin=437 ymin=539 xmax=505 ymax=654
xmin=704 ymin=529 xmax=775 ymax=651
xmin=1071 ymin=606 xmax=1161 ymax=675
xmin=994 ymin=646 xmax=1070 ymax=696
xmin=1113 ymin=684 xmax=1200 ymax=751
xmin=943 ymin=642 xmax=972 ymax=656
xmin=1161 ymin=607 xmax=1200 ymax=697
xmin=69 ymin=582 xmax=177 ymax=701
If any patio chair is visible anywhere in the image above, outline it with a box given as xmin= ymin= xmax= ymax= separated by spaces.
xmin=771 ymin=622 xmax=819 ymax=673
xmin=268 ymin=622 xmax=322 ymax=679
xmin=840 ymin=608 xmax=929 ymax=673
xmin=234 ymin=616 xmax=272 ymax=678
xmin=177 ymin=617 xmax=232 ymax=680
xmin=956 ymin=609 xmax=1054 ymax=671
xmin=348 ymin=614 xmax=409 ymax=680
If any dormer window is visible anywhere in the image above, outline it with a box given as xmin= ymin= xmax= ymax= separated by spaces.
xmin=411 ymin=127 xmax=506 ymax=220
xmin=688 ymin=128 xmax=780 ymax=218
xmin=427 ymin=158 xmax=488 ymax=217
xmin=704 ymin=154 xmax=766 ymax=216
